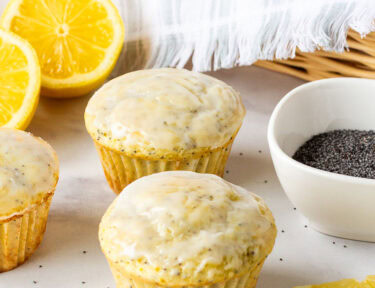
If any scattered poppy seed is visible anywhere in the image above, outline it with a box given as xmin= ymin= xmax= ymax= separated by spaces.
xmin=279 ymin=258 xmax=283 ymax=261
xmin=226 ymin=170 xmax=229 ymax=174
xmin=264 ymin=180 xmax=268 ymax=183
xmin=304 ymin=225 xmax=308 ymax=228
xmin=33 ymin=281 xmax=37 ymax=284
xmin=344 ymin=245 xmax=347 ymax=248
xmin=83 ymin=251 xmax=87 ymax=254
xmin=293 ymin=207 xmax=297 ymax=210
xmin=82 ymin=281 xmax=86 ymax=284
xmin=258 ymin=150 xmax=262 ymax=153
xmin=333 ymin=242 xmax=336 ymax=244
xmin=281 ymin=230 xmax=285 ymax=233
xmin=39 ymin=265 xmax=43 ymax=268
xmin=239 ymin=152 xmax=243 ymax=156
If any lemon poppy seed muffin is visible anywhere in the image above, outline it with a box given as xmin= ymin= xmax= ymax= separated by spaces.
xmin=85 ymin=68 xmax=245 ymax=193
xmin=0 ymin=128 xmax=59 ymax=272
xmin=99 ymin=171 xmax=276 ymax=288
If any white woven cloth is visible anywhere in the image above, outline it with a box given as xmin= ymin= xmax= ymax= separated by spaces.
xmin=112 ymin=0 xmax=375 ymax=74
xmin=1 ymin=0 xmax=375 ymax=73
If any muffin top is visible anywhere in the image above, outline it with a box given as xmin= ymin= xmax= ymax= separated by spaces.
xmin=0 ymin=129 xmax=59 ymax=220
xmin=85 ymin=68 xmax=245 ymax=158
xmin=99 ymin=171 xmax=276 ymax=285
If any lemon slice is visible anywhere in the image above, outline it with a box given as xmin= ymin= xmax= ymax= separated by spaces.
xmin=364 ymin=276 xmax=375 ymax=288
xmin=0 ymin=28 xmax=40 ymax=129
xmin=1 ymin=0 xmax=124 ymax=98
xmin=294 ymin=278 xmax=375 ymax=288
xmin=294 ymin=279 xmax=360 ymax=288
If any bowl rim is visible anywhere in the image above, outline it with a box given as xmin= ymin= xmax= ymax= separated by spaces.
xmin=268 ymin=77 xmax=375 ymax=186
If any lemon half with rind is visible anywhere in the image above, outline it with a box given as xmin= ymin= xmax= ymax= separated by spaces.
xmin=1 ymin=0 xmax=124 ymax=98
xmin=364 ymin=276 xmax=375 ymax=288
xmin=294 ymin=276 xmax=375 ymax=288
xmin=0 ymin=28 xmax=40 ymax=129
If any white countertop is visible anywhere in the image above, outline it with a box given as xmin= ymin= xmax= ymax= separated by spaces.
xmin=1 ymin=66 xmax=374 ymax=288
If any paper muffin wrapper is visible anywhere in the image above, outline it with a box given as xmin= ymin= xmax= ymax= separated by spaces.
xmin=0 ymin=194 xmax=53 ymax=272
xmin=107 ymin=258 xmax=266 ymax=288
xmin=94 ymin=141 xmax=233 ymax=194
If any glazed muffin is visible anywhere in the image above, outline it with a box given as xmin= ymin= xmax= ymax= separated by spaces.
xmin=0 ymin=128 xmax=59 ymax=272
xmin=85 ymin=68 xmax=245 ymax=193
xmin=99 ymin=171 xmax=276 ymax=288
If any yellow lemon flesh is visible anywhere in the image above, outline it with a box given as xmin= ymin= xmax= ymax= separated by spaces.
xmin=294 ymin=276 xmax=375 ymax=288
xmin=1 ymin=0 xmax=124 ymax=98
xmin=364 ymin=276 xmax=375 ymax=288
xmin=0 ymin=28 xmax=40 ymax=129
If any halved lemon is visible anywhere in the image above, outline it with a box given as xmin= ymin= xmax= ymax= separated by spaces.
xmin=0 ymin=28 xmax=40 ymax=129
xmin=294 ymin=278 xmax=375 ymax=288
xmin=1 ymin=0 xmax=124 ymax=98
xmin=365 ymin=276 xmax=375 ymax=288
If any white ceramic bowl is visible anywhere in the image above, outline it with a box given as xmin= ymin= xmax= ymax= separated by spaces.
xmin=268 ymin=78 xmax=375 ymax=242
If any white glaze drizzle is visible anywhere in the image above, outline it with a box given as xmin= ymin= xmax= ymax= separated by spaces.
xmin=86 ymin=68 xmax=245 ymax=151
xmin=0 ymin=129 xmax=58 ymax=217
xmin=104 ymin=171 xmax=273 ymax=273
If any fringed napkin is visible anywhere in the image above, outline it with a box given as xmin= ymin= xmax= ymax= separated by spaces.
xmin=112 ymin=0 xmax=375 ymax=74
